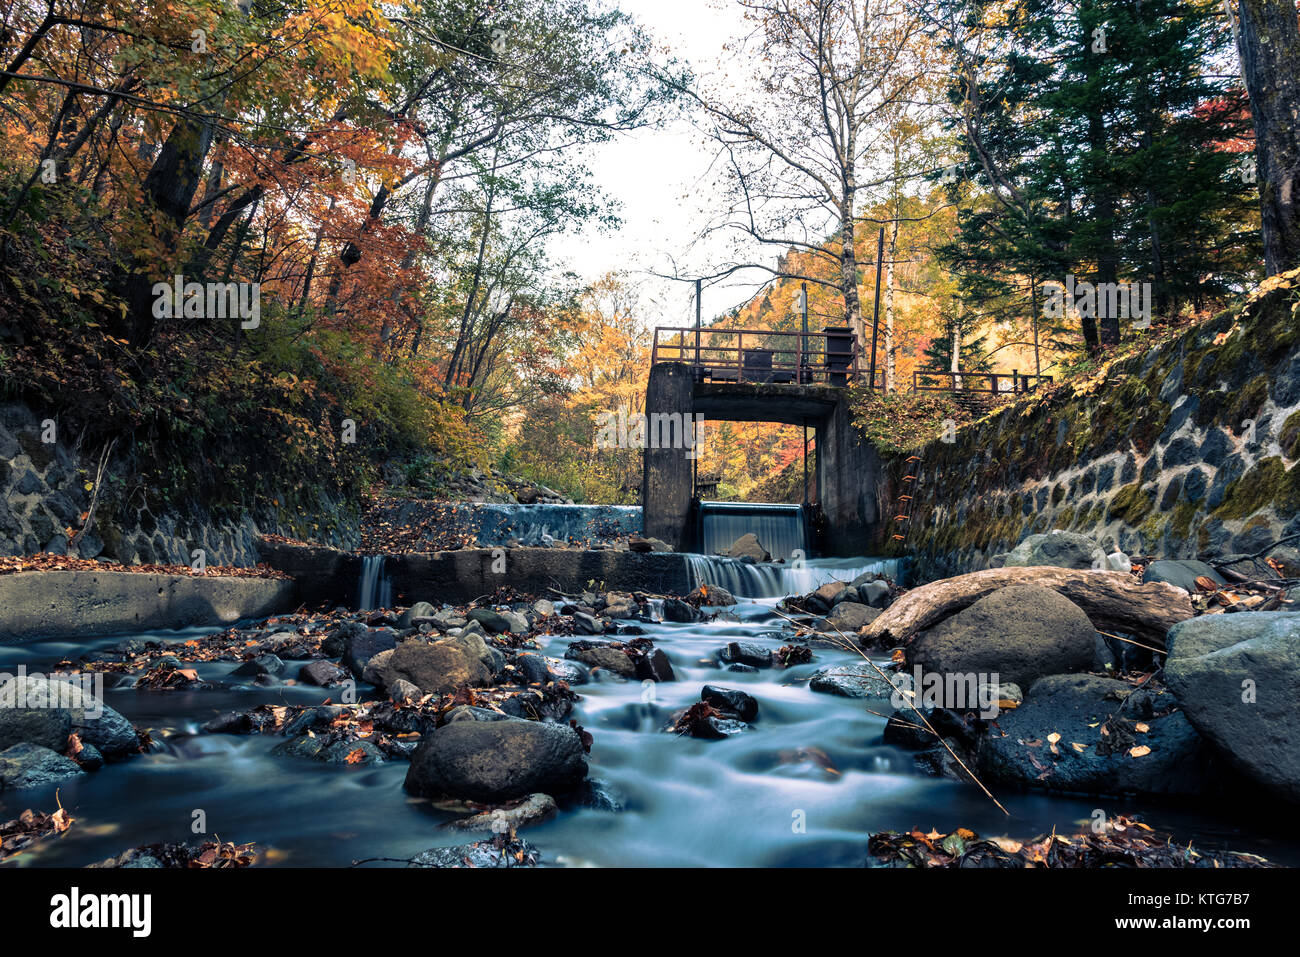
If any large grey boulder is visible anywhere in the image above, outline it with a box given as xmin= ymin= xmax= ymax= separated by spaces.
xmin=0 ymin=742 xmax=83 ymax=789
xmin=817 ymin=601 xmax=881 ymax=632
xmin=0 ymin=674 xmax=138 ymax=758
xmin=374 ymin=635 xmax=499 ymax=695
xmin=1164 ymin=612 xmax=1300 ymax=803
xmin=1003 ymin=530 xmax=1107 ymax=570
xmin=726 ymin=533 xmax=770 ymax=562
xmin=341 ymin=625 xmax=398 ymax=679
xmin=808 ymin=662 xmax=895 ymax=699
xmin=907 ymin=585 xmax=1096 ymax=687
xmin=1143 ymin=560 xmax=1227 ymax=593
xmin=404 ymin=718 xmax=588 ymax=802
xmin=977 ymin=674 xmax=1213 ymax=796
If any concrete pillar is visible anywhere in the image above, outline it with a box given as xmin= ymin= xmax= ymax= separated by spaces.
xmin=642 ymin=363 xmax=696 ymax=551
xmin=816 ymin=394 xmax=884 ymax=554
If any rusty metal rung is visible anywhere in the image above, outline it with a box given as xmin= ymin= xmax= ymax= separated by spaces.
xmin=893 ymin=514 xmax=909 ymax=521
xmin=903 ymin=475 xmax=916 ymax=481
xmin=898 ymin=495 xmax=912 ymax=502
xmin=905 ymin=456 xmax=920 ymax=462
xmin=891 ymin=534 xmax=905 ymax=540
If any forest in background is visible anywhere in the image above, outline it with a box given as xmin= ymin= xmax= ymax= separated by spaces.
xmin=1 ymin=0 xmax=1297 ymax=518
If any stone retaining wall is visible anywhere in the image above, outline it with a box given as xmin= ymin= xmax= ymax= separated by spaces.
xmin=883 ymin=273 xmax=1300 ymax=581
xmin=0 ymin=403 xmax=359 ymax=566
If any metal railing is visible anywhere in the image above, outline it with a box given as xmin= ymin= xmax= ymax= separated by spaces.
xmin=651 ymin=326 xmax=878 ymax=387
xmin=912 ymin=370 xmax=1054 ymax=397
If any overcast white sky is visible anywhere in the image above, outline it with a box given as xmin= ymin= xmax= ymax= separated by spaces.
xmin=547 ymin=0 xmax=772 ymax=328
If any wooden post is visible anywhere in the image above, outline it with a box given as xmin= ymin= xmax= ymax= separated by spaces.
xmin=695 ymin=278 xmax=701 ymax=371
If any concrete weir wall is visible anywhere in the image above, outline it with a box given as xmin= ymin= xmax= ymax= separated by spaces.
xmin=259 ymin=540 xmax=693 ymax=608
xmin=0 ymin=570 xmax=296 ymax=640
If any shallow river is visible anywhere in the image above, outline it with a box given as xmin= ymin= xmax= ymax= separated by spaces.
xmin=2 ymin=562 xmax=1295 ymax=867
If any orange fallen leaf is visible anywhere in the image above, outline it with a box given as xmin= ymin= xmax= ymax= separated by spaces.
xmin=1129 ymin=745 xmax=1152 ymax=758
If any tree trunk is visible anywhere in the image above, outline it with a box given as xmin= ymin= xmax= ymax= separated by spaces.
xmin=1234 ymin=0 xmax=1300 ymax=275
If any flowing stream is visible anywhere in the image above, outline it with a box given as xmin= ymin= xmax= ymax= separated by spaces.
xmin=1 ymin=559 xmax=1293 ymax=868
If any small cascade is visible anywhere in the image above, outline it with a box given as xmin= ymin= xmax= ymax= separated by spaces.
xmin=698 ymin=502 xmax=806 ymax=561
xmin=685 ymin=554 xmax=903 ymax=600
xmin=356 ymin=555 xmax=392 ymax=610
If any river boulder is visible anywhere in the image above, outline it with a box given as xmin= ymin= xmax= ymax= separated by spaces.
xmin=1003 ymin=530 xmax=1107 ymax=570
xmin=375 ymin=635 xmax=499 ymax=695
xmin=341 ymin=625 xmax=398 ymax=678
xmin=404 ymin=718 xmax=588 ymax=802
xmin=0 ymin=674 xmax=139 ymax=758
xmin=808 ymin=661 xmax=895 ymax=698
xmin=907 ymin=584 xmax=1096 ymax=687
xmin=817 ymin=601 xmax=881 ymax=632
xmin=977 ymin=674 xmax=1212 ymax=796
xmin=0 ymin=742 xmax=83 ymax=789
xmin=726 ymin=533 xmax=770 ymax=562
xmin=1164 ymin=612 xmax=1300 ymax=803
xmin=1142 ymin=560 xmax=1227 ymax=593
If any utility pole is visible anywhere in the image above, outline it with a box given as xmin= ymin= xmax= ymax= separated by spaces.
xmin=868 ymin=226 xmax=884 ymax=390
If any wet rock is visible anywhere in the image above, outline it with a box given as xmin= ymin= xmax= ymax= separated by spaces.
xmin=342 ymin=626 xmax=398 ymax=679
xmin=469 ymin=607 xmax=528 ymax=634
xmin=0 ymin=674 xmax=138 ymax=758
xmin=444 ymin=705 xmax=512 ymax=723
xmin=361 ymin=648 xmax=394 ymax=686
xmin=1165 ymin=612 xmax=1300 ymax=802
xmin=629 ymin=536 xmax=673 ymax=553
xmin=531 ymin=599 xmax=555 ymax=618
xmin=857 ymin=579 xmax=891 ymax=608
xmin=977 ymin=674 xmax=1212 ymax=796
xmin=565 ymin=642 xmax=636 ymax=678
xmin=74 ymin=742 xmax=104 ymax=771
xmin=1143 ymin=559 xmax=1227 ymax=593
xmin=318 ymin=739 xmax=386 ymax=764
xmin=231 ymin=654 xmax=286 ymax=679
xmin=404 ymin=718 xmax=588 ymax=802
xmin=388 ymin=678 xmax=423 ymax=704
xmin=688 ymin=584 xmax=736 ymax=606
xmin=408 ymin=838 xmax=540 ymax=868
xmin=321 ymin=620 xmax=362 ymax=657
xmin=701 ymin=685 xmax=758 ymax=722
xmin=883 ymin=712 xmax=934 ymax=749
xmin=806 ymin=581 xmax=850 ymax=613
xmin=720 ymin=641 xmax=772 ymax=668
xmin=0 ymin=705 xmax=71 ymax=752
xmin=908 ymin=584 xmax=1096 ymax=687
xmin=543 ymin=657 xmax=587 ymax=685
xmin=448 ymin=793 xmax=558 ymax=832
xmin=297 ymin=660 xmax=350 ymax=686
xmin=727 ymin=533 xmax=770 ymax=562
xmin=377 ymin=635 xmax=498 ymax=695
xmin=1003 ymin=530 xmax=1107 ymax=570
xmin=513 ymin=653 xmax=552 ymax=686
xmin=726 ymin=663 xmax=759 ymax=674
xmin=0 ymin=742 xmax=83 ymax=789
xmin=809 ymin=662 xmax=895 ymax=699
xmin=635 ymin=648 xmax=675 ymax=682
xmin=662 ymin=598 xmax=701 ymax=623
xmin=572 ymin=611 xmax=604 ymax=635
xmin=818 ymin=601 xmax=881 ymax=632
xmin=398 ymin=601 xmax=436 ymax=629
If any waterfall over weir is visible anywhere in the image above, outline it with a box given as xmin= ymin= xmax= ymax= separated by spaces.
xmin=356 ymin=555 xmax=392 ymax=610
xmin=685 ymin=554 xmax=903 ymax=600
xmin=698 ymin=501 xmax=807 ymax=561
